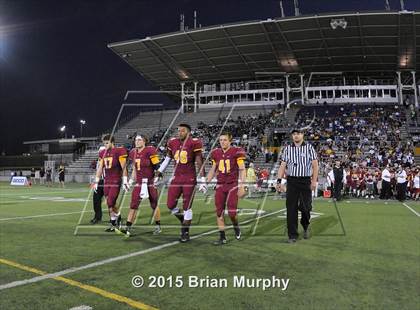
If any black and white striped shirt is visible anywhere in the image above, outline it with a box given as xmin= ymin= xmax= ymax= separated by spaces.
xmin=281 ymin=142 xmax=318 ymax=177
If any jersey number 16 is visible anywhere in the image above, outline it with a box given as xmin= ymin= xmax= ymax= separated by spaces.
xmin=174 ymin=150 xmax=188 ymax=164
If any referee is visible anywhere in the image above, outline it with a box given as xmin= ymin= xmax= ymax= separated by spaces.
xmin=91 ymin=146 xmax=105 ymax=224
xmin=276 ymin=128 xmax=318 ymax=243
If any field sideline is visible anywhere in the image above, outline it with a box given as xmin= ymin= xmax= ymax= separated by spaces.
xmin=0 ymin=182 xmax=419 ymax=310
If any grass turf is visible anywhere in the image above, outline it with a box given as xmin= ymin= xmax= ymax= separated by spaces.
xmin=0 ymin=182 xmax=419 ymax=309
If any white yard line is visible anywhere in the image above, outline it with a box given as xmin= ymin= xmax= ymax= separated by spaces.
xmin=0 ymin=209 xmax=283 ymax=291
xmin=402 ymin=202 xmax=420 ymax=217
xmin=75 ymin=223 xmax=274 ymax=229
xmin=1 ymin=198 xmax=91 ymax=203
xmin=0 ymin=199 xmax=52 ymax=204
xmin=73 ymin=189 xmax=94 ymax=235
xmin=0 ymin=189 xmax=90 ymax=196
xmin=68 ymin=306 xmax=92 ymax=310
xmin=0 ymin=211 xmax=92 ymax=221
xmin=0 ymin=209 xmax=108 ymax=221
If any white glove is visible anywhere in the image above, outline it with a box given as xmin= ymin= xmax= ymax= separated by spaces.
xmin=122 ymin=176 xmax=130 ymax=192
xmin=153 ymin=170 xmax=163 ymax=188
xmin=93 ymin=177 xmax=100 ymax=193
xmin=140 ymin=178 xmax=149 ymax=199
xmin=198 ymin=177 xmax=208 ymax=194
xmin=127 ymin=178 xmax=134 ymax=191
xmin=153 ymin=176 xmax=161 ymax=188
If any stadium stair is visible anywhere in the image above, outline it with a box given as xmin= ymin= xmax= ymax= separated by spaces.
xmin=65 ymin=150 xmax=98 ymax=182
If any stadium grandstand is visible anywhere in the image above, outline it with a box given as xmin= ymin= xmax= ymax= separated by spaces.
xmin=7 ymin=9 xmax=419 ymax=199
xmin=2 ymin=3 xmax=420 ymax=310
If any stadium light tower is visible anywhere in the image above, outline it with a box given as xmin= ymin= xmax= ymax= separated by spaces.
xmin=279 ymin=1 xmax=285 ymax=18
xmin=79 ymin=119 xmax=86 ymax=137
xmin=59 ymin=125 xmax=67 ymax=138
xmin=293 ymin=0 xmax=300 ymax=16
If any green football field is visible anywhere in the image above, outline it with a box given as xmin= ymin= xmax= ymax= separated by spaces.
xmin=0 ymin=182 xmax=419 ymax=310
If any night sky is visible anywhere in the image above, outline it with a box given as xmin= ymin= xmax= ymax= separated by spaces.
xmin=1 ymin=0 xmax=419 ymax=155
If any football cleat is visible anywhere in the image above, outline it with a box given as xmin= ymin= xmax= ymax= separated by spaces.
xmin=179 ymin=233 xmax=190 ymax=243
xmin=116 ymin=215 xmax=122 ymax=229
xmin=121 ymin=229 xmax=131 ymax=238
xmin=213 ymin=238 xmax=227 ymax=246
xmin=114 ymin=227 xmax=124 ymax=235
xmin=115 ymin=227 xmax=131 ymax=238
xmin=234 ymin=227 xmax=241 ymax=240
xmin=90 ymin=218 xmax=100 ymax=224
xmin=153 ymin=225 xmax=162 ymax=235
xmin=105 ymin=225 xmax=116 ymax=232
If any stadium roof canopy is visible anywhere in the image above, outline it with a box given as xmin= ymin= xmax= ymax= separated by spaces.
xmin=108 ymin=11 xmax=420 ymax=88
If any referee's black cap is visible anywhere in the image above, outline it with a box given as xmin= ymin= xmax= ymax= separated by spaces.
xmin=290 ymin=127 xmax=304 ymax=134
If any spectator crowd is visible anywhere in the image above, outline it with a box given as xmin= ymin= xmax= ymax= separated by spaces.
xmin=111 ymin=103 xmax=420 ymax=201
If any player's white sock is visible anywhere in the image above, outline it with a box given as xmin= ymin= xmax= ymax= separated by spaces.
xmin=110 ymin=212 xmax=117 ymax=221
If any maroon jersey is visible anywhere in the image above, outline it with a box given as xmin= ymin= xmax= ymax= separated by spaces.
xmin=408 ymin=173 xmax=414 ymax=188
xmin=358 ymin=170 xmax=366 ymax=186
xmin=211 ymin=147 xmax=246 ymax=184
xmin=346 ymin=172 xmax=352 ymax=185
xmin=365 ymin=173 xmax=374 ymax=184
xmin=167 ymin=137 xmax=203 ymax=179
xmin=351 ymin=171 xmax=359 ymax=183
xmin=99 ymin=147 xmax=128 ymax=181
xmin=129 ymin=146 xmax=159 ymax=182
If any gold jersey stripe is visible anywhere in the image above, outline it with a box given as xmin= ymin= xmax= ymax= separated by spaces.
xmin=237 ymin=158 xmax=245 ymax=165
xmin=151 ymin=156 xmax=160 ymax=165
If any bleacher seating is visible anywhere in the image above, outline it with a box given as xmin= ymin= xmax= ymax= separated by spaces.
xmin=65 ymin=103 xmax=419 ymax=183
xmin=65 ymin=105 xmax=285 ymax=181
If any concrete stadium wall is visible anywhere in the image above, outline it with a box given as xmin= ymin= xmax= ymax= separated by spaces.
xmin=47 ymin=154 xmax=75 ymax=165
xmin=65 ymin=174 xmax=92 ymax=183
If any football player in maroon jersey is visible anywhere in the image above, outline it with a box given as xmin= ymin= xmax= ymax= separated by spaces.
xmin=94 ymin=134 xmax=128 ymax=232
xmin=155 ymin=124 xmax=206 ymax=242
xmin=205 ymin=132 xmax=246 ymax=245
xmin=115 ymin=135 xmax=161 ymax=237
xmin=365 ymin=170 xmax=375 ymax=199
